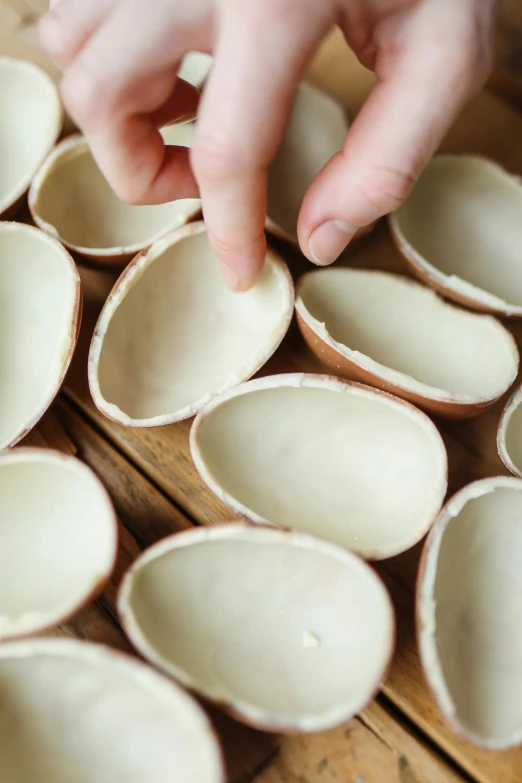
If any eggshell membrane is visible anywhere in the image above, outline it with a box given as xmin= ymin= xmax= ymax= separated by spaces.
xmin=418 ymin=477 xmax=522 ymax=749
xmin=498 ymin=382 xmax=522 ymax=477
xmin=0 ymin=222 xmax=81 ymax=450
xmin=0 ymin=449 xmax=117 ymax=640
xmin=89 ymin=223 xmax=294 ymax=427
xmin=0 ymin=638 xmax=224 ymax=783
xmin=29 ymin=124 xmax=201 ymax=268
xmin=266 ymin=82 xmax=374 ymax=247
xmin=296 ymin=268 xmax=519 ymax=417
xmin=178 ymin=52 xmax=213 ymax=88
xmin=118 ymin=524 xmax=395 ymax=733
xmin=0 ymin=57 xmax=62 ymax=219
xmin=191 ymin=374 xmax=448 ymax=560
xmin=390 ymin=155 xmax=522 ymax=316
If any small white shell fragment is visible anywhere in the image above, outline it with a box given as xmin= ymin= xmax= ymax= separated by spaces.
xmin=190 ymin=374 xmax=448 ymax=560
xmin=418 ymin=477 xmax=522 ymax=749
xmin=0 ymin=222 xmax=81 ymax=450
xmin=178 ymin=52 xmax=213 ymax=88
xmin=29 ymin=125 xmax=200 ymax=267
xmin=295 ymin=268 xmax=519 ymax=417
xmin=0 ymin=56 xmax=62 ymax=218
xmin=0 ymin=639 xmax=224 ymax=782
xmin=390 ymin=155 xmax=522 ymax=316
xmin=88 ymin=222 xmax=294 ymax=427
xmin=498 ymin=382 xmax=522 ymax=478
xmin=118 ymin=524 xmax=395 ymax=733
xmin=0 ymin=448 xmax=117 ymax=640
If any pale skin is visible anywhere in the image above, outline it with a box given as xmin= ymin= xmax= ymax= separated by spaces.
xmin=40 ymin=0 xmax=499 ymax=291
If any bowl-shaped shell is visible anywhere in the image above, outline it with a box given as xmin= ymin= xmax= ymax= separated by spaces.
xmin=191 ymin=374 xmax=448 ymax=560
xmin=417 ymin=477 xmax=522 ymax=749
xmin=498 ymin=382 xmax=522 ymax=477
xmin=178 ymin=52 xmax=213 ymax=88
xmin=29 ymin=125 xmax=201 ymax=268
xmin=0 ymin=448 xmax=117 ymax=640
xmin=390 ymin=155 xmax=522 ymax=316
xmin=296 ymin=268 xmax=519 ymax=417
xmin=0 ymin=57 xmax=62 ymax=219
xmin=118 ymin=524 xmax=395 ymax=733
xmin=0 ymin=638 xmax=224 ymax=782
xmin=266 ymin=83 xmax=374 ymax=247
xmin=0 ymin=222 xmax=81 ymax=450
xmin=89 ymin=222 xmax=294 ymax=427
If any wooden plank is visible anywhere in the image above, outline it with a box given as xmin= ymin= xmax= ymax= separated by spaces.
xmin=61 ymin=84 xmax=522 ymax=783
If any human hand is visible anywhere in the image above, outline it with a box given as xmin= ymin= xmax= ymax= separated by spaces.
xmin=40 ymin=0 xmax=498 ymax=290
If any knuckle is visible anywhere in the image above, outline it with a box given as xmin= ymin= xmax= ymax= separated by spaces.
xmin=191 ymin=134 xmax=244 ymax=183
xmin=61 ymin=62 xmax=116 ymax=126
xmin=357 ymin=164 xmax=416 ymax=215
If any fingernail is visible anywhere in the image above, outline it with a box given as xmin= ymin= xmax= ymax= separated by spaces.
xmin=220 ymin=262 xmax=241 ymax=291
xmin=308 ymin=220 xmax=356 ymax=266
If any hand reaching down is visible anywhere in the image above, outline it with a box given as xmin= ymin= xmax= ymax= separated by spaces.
xmin=40 ymin=0 xmax=499 ymax=290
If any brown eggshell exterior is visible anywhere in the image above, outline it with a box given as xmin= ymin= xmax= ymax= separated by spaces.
xmin=389 ymin=216 xmax=522 ymax=318
xmin=296 ymin=312 xmax=498 ymax=419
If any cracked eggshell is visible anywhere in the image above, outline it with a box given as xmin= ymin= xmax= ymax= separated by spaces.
xmin=0 ymin=448 xmax=117 ymax=640
xmin=266 ymin=82 xmax=373 ymax=248
xmin=0 ymin=222 xmax=81 ymax=450
xmin=118 ymin=524 xmax=395 ymax=733
xmin=29 ymin=125 xmax=201 ymax=269
xmin=0 ymin=57 xmax=62 ymax=219
xmin=190 ymin=374 xmax=448 ymax=560
xmin=417 ymin=477 xmax=522 ymax=750
xmin=0 ymin=638 xmax=224 ymax=782
xmin=498 ymin=382 xmax=522 ymax=477
xmin=88 ymin=222 xmax=294 ymax=427
xmin=390 ymin=155 xmax=522 ymax=317
xmin=178 ymin=52 xmax=213 ymax=88
xmin=296 ymin=268 xmax=519 ymax=418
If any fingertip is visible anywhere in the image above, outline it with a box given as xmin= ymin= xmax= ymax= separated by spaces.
xmin=212 ymin=232 xmax=266 ymax=292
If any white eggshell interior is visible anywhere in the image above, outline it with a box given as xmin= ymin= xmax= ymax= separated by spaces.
xmin=30 ymin=124 xmax=200 ymax=255
xmin=266 ymin=82 xmax=347 ymax=242
xmin=419 ymin=478 xmax=522 ymax=749
xmin=0 ymin=223 xmax=79 ymax=449
xmin=119 ymin=526 xmax=394 ymax=732
xmin=178 ymin=52 xmax=213 ymax=87
xmin=0 ymin=450 xmax=116 ymax=639
xmin=297 ymin=269 xmax=518 ymax=402
xmin=191 ymin=375 xmax=447 ymax=559
xmin=0 ymin=57 xmax=61 ymax=216
xmin=499 ymin=384 xmax=522 ymax=477
xmin=0 ymin=640 xmax=223 ymax=782
xmin=90 ymin=226 xmax=293 ymax=426
xmin=392 ymin=156 xmax=522 ymax=313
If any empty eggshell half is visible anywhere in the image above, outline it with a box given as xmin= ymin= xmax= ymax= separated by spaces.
xmin=390 ymin=155 xmax=522 ymax=316
xmin=0 ymin=56 xmax=62 ymax=218
xmin=498 ymin=382 xmax=522 ymax=478
xmin=0 ymin=222 xmax=81 ymax=450
xmin=191 ymin=374 xmax=447 ymax=559
xmin=417 ymin=477 xmax=522 ymax=749
xmin=89 ymin=222 xmax=294 ymax=427
xmin=0 ymin=638 xmax=224 ymax=782
xmin=0 ymin=448 xmax=117 ymax=640
xmin=178 ymin=52 xmax=213 ymax=88
xmin=29 ymin=124 xmax=201 ymax=268
xmin=296 ymin=268 xmax=519 ymax=417
xmin=118 ymin=524 xmax=395 ymax=732
xmin=266 ymin=82 xmax=372 ymax=246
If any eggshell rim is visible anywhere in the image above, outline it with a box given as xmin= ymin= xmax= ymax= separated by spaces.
xmin=497 ymin=381 xmax=522 ymax=478
xmin=117 ymin=522 xmax=396 ymax=734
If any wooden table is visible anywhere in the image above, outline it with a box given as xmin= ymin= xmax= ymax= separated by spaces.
xmin=3 ymin=4 xmax=522 ymax=782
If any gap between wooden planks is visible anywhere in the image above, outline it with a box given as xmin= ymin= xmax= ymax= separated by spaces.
xmin=58 ymin=84 xmax=522 ymax=783
xmin=22 ymin=401 xmax=466 ymax=783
